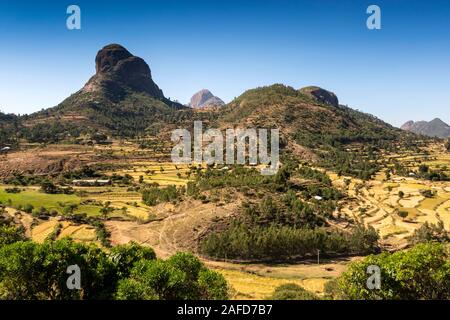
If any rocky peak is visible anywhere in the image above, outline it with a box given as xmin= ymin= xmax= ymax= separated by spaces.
xmin=189 ymin=89 xmax=225 ymax=109
xmin=400 ymin=120 xmax=415 ymax=131
xmin=83 ymin=44 xmax=164 ymax=99
xmin=401 ymin=118 xmax=450 ymax=138
xmin=95 ymin=44 xmax=133 ymax=73
xmin=299 ymin=86 xmax=339 ymax=107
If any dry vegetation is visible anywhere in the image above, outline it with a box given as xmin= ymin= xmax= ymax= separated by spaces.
xmin=1 ymin=139 xmax=448 ymax=299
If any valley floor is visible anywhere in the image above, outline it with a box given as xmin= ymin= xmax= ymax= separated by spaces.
xmin=1 ymin=141 xmax=449 ymax=299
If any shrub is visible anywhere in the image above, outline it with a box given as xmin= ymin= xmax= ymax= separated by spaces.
xmin=142 ymin=185 xmax=183 ymax=206
xmin=23 ymin=204 xmax=34 ymax=214
xmin=4 ymin=187 xmax=21 ymax=194
xmin=270 ymin=283 xmax=319 ymax=300
xmin=332 ymin=243 xmax=450 ymax=300
xmin=408 ymin=221 xmax=449 ymax=245
xmin=116 ymin=253 xmax=228 ymax=300
xmin=0 ymin=224 xmax=26 ymax=246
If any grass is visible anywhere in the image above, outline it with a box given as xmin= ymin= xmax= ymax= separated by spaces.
xmin=0 ymin=186 xmax=119 ymax=217
xmin=0 ymin=187 xmax=80 ymax=211
xmin=216 ymin=268 xmax=309 ymax=300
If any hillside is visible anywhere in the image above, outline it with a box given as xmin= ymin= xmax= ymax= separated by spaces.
xmin=219 ymin=84 xmax=403 ymax=142
xmin=2 ymin=46 xmax=423 ymax=181
xmin=401 ymin=118 xmax=450 ymax=138
xmin=218 ymin=84 xmax=418 ymax=179
xmin=0 ymin=112 xmax=19 ymax=146
xmin=21 ymin=44 xmax=189 ymax=138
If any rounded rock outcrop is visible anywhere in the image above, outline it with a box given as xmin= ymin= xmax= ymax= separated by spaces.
xmin=299 ymin=86 xmax=339 ymax=107
xmin=84 ymin=44 xmax=164 ymax=99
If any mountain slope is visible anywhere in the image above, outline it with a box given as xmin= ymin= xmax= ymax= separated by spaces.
xmin=23 ymin=44 xmax=187 ymax=138
xmin=219 ymin=84 xmax=404 ymax=143
xmin=218 ymin=84 xmax=417 ymax=179
xmin=401 ymin=118 xmax=450 ymax=138
xmin=0 ymin=112 xmax=19 ymax=146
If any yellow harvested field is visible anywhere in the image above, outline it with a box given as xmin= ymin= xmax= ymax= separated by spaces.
xmin=58 ymin=222 xmax=97 ymax=242
xmin=207 ymin=258 xmax=355 ymax=299
xmin=399 ymin=196 xmax=423 ymax=208
xmin=31 ymin=220 xmax=59 ymax=243
xmin=335 ymin=155 xmax=450 ymax=247
xmin=420 ymin=196 xmax=448 ymax=210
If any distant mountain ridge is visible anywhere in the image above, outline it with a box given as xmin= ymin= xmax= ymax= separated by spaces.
xmin=401 ymin=118 xmax=450 ymax=138
xmin=5 ymin=43 xmax=416 ymax=151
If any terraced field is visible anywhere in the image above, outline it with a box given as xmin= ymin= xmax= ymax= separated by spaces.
xmin=206 ymin=258 xmax=357 ymax=299
xmin=106 ymin=162 xmax=193 ymax=187
xmin=1 ymin=141 xmax=448 ymax=300
xmin=330 ymin=152 xmax=450 ymax=248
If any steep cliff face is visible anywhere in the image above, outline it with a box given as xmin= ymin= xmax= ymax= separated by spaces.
xmin=83 ymin=44 xmax=165 ymax=99
xmin=23 ymin=44 xmax=185 ymax=137
xmin=299 ymin=86 xmax=339 ymax=107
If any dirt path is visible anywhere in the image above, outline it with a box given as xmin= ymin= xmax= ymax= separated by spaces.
xmin=105 ymin=199 xmax=238 ymax=258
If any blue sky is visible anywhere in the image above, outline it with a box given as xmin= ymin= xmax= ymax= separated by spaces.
xmin=0 ymin=0 xmax=449 ymax=127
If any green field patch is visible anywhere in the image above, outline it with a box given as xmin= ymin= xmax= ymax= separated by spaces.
xmin=419 ymin=196 xmax=448 ymax=210
xmin=0 ymin=187 xmax=132 ymax=218
xmin=0 ymin=187 xmax=80 ymax=211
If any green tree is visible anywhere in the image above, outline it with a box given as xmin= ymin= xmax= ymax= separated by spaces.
xmin=100 ymin=201 xmax=114 ymax=220
xmin=109 ymin=241 xmax=156 ymax=278
xmin=63 ymin=203 xmax=79 ymax=215
xmin=0 ymin=239 xmax=116 ymax=299
xmin=40 ymin=180 xmax=60 ymax=194
xmin=0 ymin=224 xmax=26 ymax=246
xmin=116 ymin=252 xmax=228 ymax=300
xmin=408 ymin=221 xmax=449 ymax=245
xmin=331 ymin=243 xmax=450 ymax=300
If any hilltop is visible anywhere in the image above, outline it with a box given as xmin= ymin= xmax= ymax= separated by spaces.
xmin=0 ymin=45 xmax=421 ymax=177
xmin=20 ymin=44 xmax=188 ymax=138
xmin=218 ymin=84 xmax=417 ymax=179
xmin=189 ymin=89 xmax=225 ymax=109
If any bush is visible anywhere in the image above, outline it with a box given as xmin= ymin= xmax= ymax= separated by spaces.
xmin=116 ymin=252 xmax=228 ymax=300
xmin=4 ymin=187 xmax=21 ymax=194
xmin=419 ymin=189 xmax=435 ymax=198
xmin=142 ymin=185 xmax=184 ymax=206
xmin=408 ymin=221 xmax=449 ymax=245
xmin=0 ymin=224 xmax=26 ymax=246
xmin=270 ymin=283 xmax=319 ymax=300
xmin=332 ymin=243 xmax=450 ymax=300
xmin=40 ymin=180 xmax=60 ymax=194
xmin=23 ymin=204 xmax=34 ymax=214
